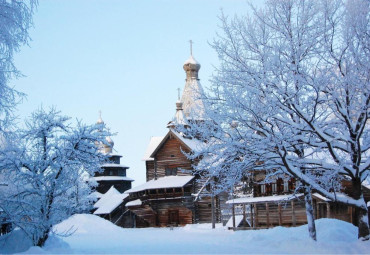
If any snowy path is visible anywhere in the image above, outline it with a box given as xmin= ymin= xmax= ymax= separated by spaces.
xmin=1 ymin=214 xmax=369 ymax=254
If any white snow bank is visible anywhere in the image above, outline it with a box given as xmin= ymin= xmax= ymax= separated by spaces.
xmin=0 ymin=228 xmax=32 ymax=254
xmin=11 ymin=214 xmax=369 ymax=254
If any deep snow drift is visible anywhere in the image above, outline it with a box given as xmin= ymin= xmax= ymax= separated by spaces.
xmin=0 ymin=214 xmax=369 ymax=254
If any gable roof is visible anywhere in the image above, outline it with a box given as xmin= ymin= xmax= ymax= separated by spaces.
xmin=142 ymin=136 xmax=164 ymax=161
xmin=148 ymin=129 xmax=204 ymax=159
xmin=93 ymin=186 xmax=129 ymax=215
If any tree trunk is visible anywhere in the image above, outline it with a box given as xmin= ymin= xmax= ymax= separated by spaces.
xmin=35 ymin=229 xmax=50 ymax=247
xmin=211 ymin=194 xmax=215 ymax=229
xmin=304 ymin=185 xmax=316 ymax=241
xmin=352 ymin=178 xmax=370 ymax=240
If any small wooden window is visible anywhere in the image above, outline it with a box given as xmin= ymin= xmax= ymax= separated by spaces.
xmin=165 ymin=167 xmax=178 ymax=176
xmin=272 ymin=183 xmax=277 ymax=193
xmin=283 ymin=180 xmax=289 ymax=192
xmin=261 ymin=184 xmax=266 ymax=194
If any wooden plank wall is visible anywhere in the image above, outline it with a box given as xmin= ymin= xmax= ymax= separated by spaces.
xmin=146 ymin=161 xmax=155 ymax=181
xmin=255 ymin=200 xmax=307 ymax=227
xmin=154 ymin=136 xmax=193 ymax=178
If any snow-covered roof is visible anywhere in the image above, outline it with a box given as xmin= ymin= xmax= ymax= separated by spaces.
xmin=108 ymin=153 xmax=122 ymax=157
xmin=312 ymin=192 xmax=352 ymax=203
xmin=93 ymin=186 xmax=129 ymax=215
xmin=170 ymin=129 xmax=204 ymax=151
xmin=91 ymin=191 xmax=103 ymax=199
xmin=226 ymin=194 xmax=303 ymax=204
xmin=142 ymin=136 xmax=164 ymax=161
xmin=126 ymin=199 xmax=142 ymax=207
xmin=125 ymin=176 xmax=194 ymax=193
xmin=94 ymin=186 xmax=120 ymax=208
xmin=102 ymin=163 xmax=129 ymax=168
xmin=94 ymin=176 xmax=134 ymax=182
xmin=184 ymin=55 xmax=200 ymax=65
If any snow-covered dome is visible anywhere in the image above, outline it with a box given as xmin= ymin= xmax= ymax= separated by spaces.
xmin=183 ymin=55 xmax=201 ymax=76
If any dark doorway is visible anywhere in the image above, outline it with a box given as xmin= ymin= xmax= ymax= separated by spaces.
xmin=168 ymin=210 xmax=179 ymax=226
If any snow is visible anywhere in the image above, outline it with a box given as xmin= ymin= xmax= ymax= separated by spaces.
xmin=94 ymin=176 xmax=134 ymax=182
xmin=183 ymin=55 xmax=200 ymax=65
xmin=125 ymin=175 xmax=194 ymax=193
xmin=125 ymin=199 xmax=142 ymax=207
xmin=225 ymin=215 xmax=245 ymax=228
xmin=312 ymin=192 xmax=354 ymax=203
xmin=226 ymin=194 xmax=303 ymax=204
xmin=3 ymin=214 xmax=369 ymax=254
xmin=91 ymin=191 xmax=103 ymax=199
xmin=142 ymin=136 xmax=163 ymax=161
xmin=93 ymin=186 xmax=128 ymax=215
xmin=171 ymin=129 xmax=204 ymax=151
xmin=101 ymin=163 xmax=129 ymax=168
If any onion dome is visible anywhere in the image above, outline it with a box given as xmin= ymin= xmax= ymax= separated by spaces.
xmin=106 ymin=136 xmax=114 ymax=148
xmin=183 ymin=55 xmax=201 ymax=81
xmin=97 ymin=111 xmax=104 ymax=125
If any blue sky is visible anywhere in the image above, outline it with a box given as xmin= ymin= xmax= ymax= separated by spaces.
xmin=12 ymin=0 xmax=255 ymax=186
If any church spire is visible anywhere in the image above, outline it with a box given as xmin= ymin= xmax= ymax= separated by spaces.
xmin=183 ymin=40 xmax=201 ymax=81
xmin=181 ymin=41 xmax=205 ymax=120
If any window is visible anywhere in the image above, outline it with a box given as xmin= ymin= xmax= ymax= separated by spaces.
xmin=283 ymin=180 xmax=289 ymax=192
xmin=272 ymin=183 xmax=277 ymax=193
xmin=261 ymin=184 xmax=266 ymax=194
xmin=295 ymin=180 xmax=300 ymax=189
xmin=165 ymin=167 xmax=178 ymax=176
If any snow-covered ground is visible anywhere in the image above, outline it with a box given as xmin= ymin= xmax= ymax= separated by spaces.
xmin=1 ymin=214 xmax=369 ymax=254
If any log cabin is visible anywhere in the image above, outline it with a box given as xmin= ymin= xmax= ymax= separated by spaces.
xmin=226 ymin=175 xmax=370 ymax=230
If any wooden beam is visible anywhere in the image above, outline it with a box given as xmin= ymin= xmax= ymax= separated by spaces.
xmin=316 ymin=202 xmax=320 ymax=219
xmin=291 ymin=200 xmax=296 ymax=227
xmin=243 ymin=204 xmax=246 ymax=226
xmin=254 ymin=203 xmax=258 ymax=227
xmin=278 ymin=204 xmax=282 ymax=226
xmin=232 ymin=204 xmax=236 ymax=229
xmin=326 ymin=203 xmax=331 ymax=218
xmin=250 ymin=204 xmax=254 ymax=228
xmin=266 ymin=203 xmax=270 ymax=227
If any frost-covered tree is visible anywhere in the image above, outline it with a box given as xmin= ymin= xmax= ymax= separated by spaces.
xmin=185 ymin=0 xmax=369 ymax=240
xmin=0 ymin=0 xmax=36 ymax=131
xmin=0 ymin=108 xmax=109 ymax=246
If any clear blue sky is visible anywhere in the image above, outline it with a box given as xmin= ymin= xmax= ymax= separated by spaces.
xmin=12 ymin=0 xmax=255 ymax=187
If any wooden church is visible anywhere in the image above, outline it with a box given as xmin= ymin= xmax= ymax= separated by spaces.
xmin=91 ymin=115 xmax=134 ymax=226
xmin=124 ymin=51 xmax=227 ymax=227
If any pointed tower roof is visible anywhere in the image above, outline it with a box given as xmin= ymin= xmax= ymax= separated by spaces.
xmin=167 ymin=100 xmax=188 ymax=128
